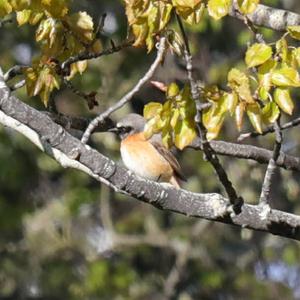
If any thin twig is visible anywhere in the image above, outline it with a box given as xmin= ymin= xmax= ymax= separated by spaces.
xmin=259 ymin=118 xmax=282 ymax=207
xmin=243 ymin=14 xmax=265 ymax=43
xmin=4 ymin=65 xmax=27 ymax=82
xmin=81 ymin=36 xmax=167 ymax=144
xmin=9 ymin=79 xmax=25 ymax=91
xmin=95 ymin=13 xmax=107 ymax=37
xmin=176 ymin=14 xmax=243 ymax=213
xmin=61 ymin=39 xmax=133 ymax=76
xmin=238 ymin=116 xmax=300 ymax=141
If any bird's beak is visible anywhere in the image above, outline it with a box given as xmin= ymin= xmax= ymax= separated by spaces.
xmin=108 ymin=127 xmax=120 ymax=133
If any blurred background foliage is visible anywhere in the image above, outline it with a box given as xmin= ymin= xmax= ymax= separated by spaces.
xmin=1 ymin=0 xmax=300 ymax=299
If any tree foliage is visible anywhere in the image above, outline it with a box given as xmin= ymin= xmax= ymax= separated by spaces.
xmin=1 ymin=0 xmax=300 ymax=299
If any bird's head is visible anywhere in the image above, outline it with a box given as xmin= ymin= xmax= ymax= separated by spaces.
xmin=109 ymin=113 xmax=146 ymax=139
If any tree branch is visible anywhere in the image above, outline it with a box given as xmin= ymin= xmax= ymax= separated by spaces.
xmin=189 ymin=139 xmax=300 ymax=172
xmin=259 ymin=119 xmax=282 ymax=208
xmin=61 ymin=39 xmax=133 ymax=75
xmin=229 ymin=2 xmax=300 ymax=32
xmin=1 ymin=71 xmax=300 ymax=241
xmin=238 ymin=116 xmax=300 ymax=141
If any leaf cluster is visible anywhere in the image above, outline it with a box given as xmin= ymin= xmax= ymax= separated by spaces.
xmin=143 ymin=82 xmax=197 ymax=149
xmin=124 ymin=0 xmax=260 ymax=52
xmin=1 ymin=0 xmax=101 ymax=105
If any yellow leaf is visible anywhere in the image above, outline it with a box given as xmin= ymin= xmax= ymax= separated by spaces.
xmin=143 ymin=102 xmax=163 ymax=119
xmin=167 ymin=82 xmax=180 ymax=97
xmin=174 ymin=119 xmax=197 ymax=149
xmin=173 ymin=0 xmax=204 ymax=25
xmin=246 ymin=103 xmax=262 ymax=133
xmin=66 ymin=11 xmax=94 ymax=43
xmin=0 ymin=0 xmax=12 ymax=18
xmin=170 ymin=109 xmax=180 ymax=128
xmin=207 ymin=0 xmax=231 ymax=20
xmin=287 ymin=25 xmax=300 ymax=41
xmin=16 ymin=9 xmax=31 ymax=25
xmin=276 ymin=38 xmax=288 ymax=62
xmin=245 ymin=43 xmax=272 ymax=68
xmin=202 ymin=103 xmax=225 ymax=140
xmin=271 ymin=67 xmax=300 ymax=87
xmin=274 ymin=88 xmax=294 ymax=115
xmin=235 ymin=102 xmax=245 ymax=131
xmin=262 ymin=102 xmax=280 ymax=124
xmin=237 ymin=0 xmax=259 ymax=15
xmin=224 ymin=92 xmax=238 ymax=115
xmin=228 ymin=68 xmax=254 ymax=103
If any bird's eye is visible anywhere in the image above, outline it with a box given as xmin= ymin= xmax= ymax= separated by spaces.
xmin=122 ymin=126 xmax=131 ymax=133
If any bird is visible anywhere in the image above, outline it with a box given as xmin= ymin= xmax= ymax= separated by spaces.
xmin=109 ymin=113 xmax=185 ymax=188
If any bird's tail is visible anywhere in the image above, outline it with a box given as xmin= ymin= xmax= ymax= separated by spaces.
xmin=169 ymin=176 xmax=181 ymax=189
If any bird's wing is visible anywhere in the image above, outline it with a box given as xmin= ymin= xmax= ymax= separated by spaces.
xmin=150 ymin=136 xmax=186 ymax=181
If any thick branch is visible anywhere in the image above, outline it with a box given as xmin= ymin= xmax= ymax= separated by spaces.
xmin=1 ymin=76 xmax=300 ymax=241
xmin=229 ymin=2 xmax=300 ymax=32
xmin=189 ymin=139 xmax=300 ymax=172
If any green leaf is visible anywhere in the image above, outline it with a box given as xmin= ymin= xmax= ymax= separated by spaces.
xmin=287 ymin=25 xmax=300 ymax=40
xmin=274 ymin=88 xmax=294 ymax=115
xmin=246 ymin=103 xmax=262 ymax=133
xmin=207 ymin=0 xmax=231 ymax=20
xmin=262 ymin=102 xmax=280 ymax=124
xmin=237 ymin=0 xmax=259 ymax=15
xmin=143 ymin=102 xmax=163 ymax=119
xmin=245 ymin=43 xmax=272 ymax=68
xmin=271 ymin=67 xmax=300 ymax=87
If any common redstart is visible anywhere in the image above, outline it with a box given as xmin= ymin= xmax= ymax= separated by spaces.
xmin=109 ymin=113 xmax=185 ymax=188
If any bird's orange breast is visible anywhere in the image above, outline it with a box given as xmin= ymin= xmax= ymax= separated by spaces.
xmin=120 ymin=133 xmax=173 ymax=181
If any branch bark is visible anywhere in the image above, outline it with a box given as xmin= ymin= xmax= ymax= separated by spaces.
xmin=229 ymin=2 xmax=300 ymax=32
xmin=1 ymin=75 xmax=300 ymax=241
